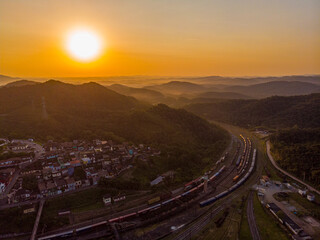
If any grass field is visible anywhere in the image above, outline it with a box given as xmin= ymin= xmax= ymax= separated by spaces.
xmin=0 ymin=205 xmax=36 ymax=234
xmin=39 ymin=187 xmax=111 ymax=231
xmin=239 ymin=196 xmax=253 ymax=240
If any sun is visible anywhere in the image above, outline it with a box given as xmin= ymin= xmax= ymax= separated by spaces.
xmin=66 ymin=28 xmax=103 ymax=62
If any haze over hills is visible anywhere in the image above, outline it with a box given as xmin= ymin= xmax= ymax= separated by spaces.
xmin=144 ymin=81 xmax=208 ymax=95
xmin=196 ymin=91 xmax=251 ymax=99
xmin=192 ymin=75 xmax=320 ymax=85
xmin=224 ymin=81 xmax=320 ymax=98
xmin=0 ymin=74 xmax=21 ymax=86
xmin=1 ymin=74 xmax=319 ymax=87
xmin=57 ymin=75 xmax=320 ymax=86
xmin=108 ymin=84 xmax=166 ymax=104
xmin=1 ymin=75 xmax=320 ymax=104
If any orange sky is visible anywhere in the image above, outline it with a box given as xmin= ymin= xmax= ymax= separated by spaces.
xmin=0 ymin=0 xmax=320 ymax=78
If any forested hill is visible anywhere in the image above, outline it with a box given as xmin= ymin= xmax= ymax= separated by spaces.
xmin=0 ymin=80 xmax=143 ymax=114
xmin=0 ymin=80 xmax=227 ymax=148
xmin=185 ymin=94 xmax=320 ymax=129
xmin=270 ymin=128 xmax=320 ymax=188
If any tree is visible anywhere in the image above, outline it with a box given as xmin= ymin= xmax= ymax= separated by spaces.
xmin=22 ymin=175 xmax=38 ymax=192
xmin=74 ymin=167 xmax=86 ymax=181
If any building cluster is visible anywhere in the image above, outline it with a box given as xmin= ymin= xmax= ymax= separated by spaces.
xmin=0 ymin=141 xmax=35 ymax=195
xmin=1 ymin=139 xmax=160 ymax=204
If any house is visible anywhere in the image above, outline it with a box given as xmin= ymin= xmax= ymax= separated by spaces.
xmin=273 ymin=180 xmax=282 ymax=187
xmin=54 ymin=178 xmax=67 ymax=190
xmin=52 ymin=171 xmax=62 ymax=178
xmin=91 ymin=175 xmax=99 ymax=185
xmin=150 ymin=176 xmax=163 ymax=186
xmin=81 ymin=157 xmax=91 ymax=164
xmin=42 ymin=168 xmax=52 ymax=180
xmin=298 ymin=189 xmax=307 ymax=196
xmin=70 ymin=160 xmax=81 ymax=167
xmin=113 ymin=194 xmax=126 ymax=203
xmin=0 ymin=181 xmax=6 ymax=193
xmin=0 ymin=168 xmax=15 ymax=190
xmin=307 ymin=194 xmax=315 ymax=202
xmin=162 ymin=170 xmax=175 ymax=179
xmin=82 ymin=179 xmax=90 ymax=187
xmin=0 ymin=158 xmax=21 ymax=167
xmin=65 ymin=177 xmax=75 ymax=191
xmin=38 ymin=182 xmax=47 ymax=195
xmin=15 ymin=189 xmax=31 ymax=201
xmin=75 ymin=179 xmax=82 ymax=188
xmin=46 ymin=180 xmax=57 ymax=196
xmin=61 ymin=169 xmax=69 ymax=177
xmin=103 ymin=194 xmax=112 ymax=205
xmin=8 ymin=142 xmax=29 ymax=151
xmin=98 ymin=170 xmax=110 ymax=179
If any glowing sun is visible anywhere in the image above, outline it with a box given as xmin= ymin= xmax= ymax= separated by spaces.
xmin=66 ymin=28 xmax=103 ymax=62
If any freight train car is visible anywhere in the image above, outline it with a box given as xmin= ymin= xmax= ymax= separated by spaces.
xmin=200 ymin=149 xmax=256 ymax=208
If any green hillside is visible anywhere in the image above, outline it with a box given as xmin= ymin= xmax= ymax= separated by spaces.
xmin=270 ymin=128 xmax=320 ymax=188
xmin=185 ymin=94 xmax=320 ymax=129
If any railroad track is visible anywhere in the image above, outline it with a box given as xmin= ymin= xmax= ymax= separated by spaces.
xmin=247 ymin=191 xmax=261 ymax=240
xmin=171 ymin=192 xmax=241 ymax=240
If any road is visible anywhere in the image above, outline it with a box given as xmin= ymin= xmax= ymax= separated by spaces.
xmin=266 ymin=140 xmax=320 ymax=195
xmin=247 ymin=191 xmax=261 ymax=240
xmin=31 ymin=199 xmax=45 ymax=240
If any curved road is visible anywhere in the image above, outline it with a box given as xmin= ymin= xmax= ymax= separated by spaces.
xmin=266 ymin=140 xmax=320 ymax=195
xmin=247 ymin=191 xmax=261 ymax=240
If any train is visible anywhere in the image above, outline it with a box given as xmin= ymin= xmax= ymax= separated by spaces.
xmin=38 ymin=165 xmax=227 ymax=240
xmin=199 ymin=149 xmax=257 ymax=207
xmin=38 ymin=221 xmax=111 ymax=240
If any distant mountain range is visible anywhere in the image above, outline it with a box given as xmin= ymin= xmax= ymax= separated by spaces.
xmin=108 ymin=84 xmax=166 ymax=104
xmin=223 ymin=81 xmax=320 ymax=98
xmin=196 ymin=91 xmax=251 ymax=99
xmin=144 ymin=81 xmax=208 ymax=94
xmin=0 ymin=75 xmax=21 ymax=85
xmin=1 ymin=75 xmax=320 ymax=104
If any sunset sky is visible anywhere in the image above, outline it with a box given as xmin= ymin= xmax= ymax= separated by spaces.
xmin=0 ymin=0 xmax=319 ymax=78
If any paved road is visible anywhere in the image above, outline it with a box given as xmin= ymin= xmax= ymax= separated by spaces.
xmin=31 ymin=199 xmax=45 ymax=240
xmin=266 ymin=141 xmax=320 ymax=195
xmin=247 ymin=192 xmax=261 ymax=240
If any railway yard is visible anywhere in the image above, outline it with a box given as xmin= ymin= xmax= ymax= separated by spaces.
xmin=2 ymin=124 xmax=320 ymax=240
xmin=30 ymin=129 xmax=258 ymax=240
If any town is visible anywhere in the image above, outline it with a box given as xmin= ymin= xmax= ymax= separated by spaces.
xmin=0 ymin=138 xmax=160 ymax=205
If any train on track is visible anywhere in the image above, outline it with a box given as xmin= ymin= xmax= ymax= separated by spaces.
xmin=199 ymin=149 xmax=257 ymax=207
xmin=38 ymin=166 xmax=227 ymax=240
